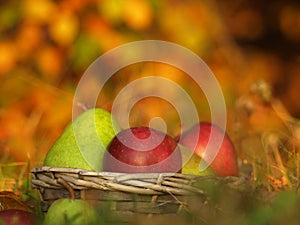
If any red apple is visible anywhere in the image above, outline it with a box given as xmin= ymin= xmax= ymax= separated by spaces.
xmin=103 ymin=127 xmax=182 ymax=173
xmin=0 ymin=209 xmax=38 ymax=225
xmin=177 ymin=122 xmax=238 ymax=177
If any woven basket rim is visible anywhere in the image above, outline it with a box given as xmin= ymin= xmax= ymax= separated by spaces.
xmin=31 ymin=166 xmax=200 ymax=178
xmin=30 ymin=166 xmax=218 ymax=196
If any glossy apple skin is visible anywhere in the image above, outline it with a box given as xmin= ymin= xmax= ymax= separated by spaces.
xmin=178 ymin=122 xmax=238 ymax=177
xmin=103 ymin=127 xmax=182 ymax=173
xmin=0 ymin=209 xmax=38 ymax=225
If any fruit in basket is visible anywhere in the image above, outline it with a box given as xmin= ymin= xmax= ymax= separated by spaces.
xmin=42 ymin=199 xmax=97 ymax=225
xmin=0 ymin=209 xmax=38 ymax=225
xmin=103 ymin=126 xmax=182 ymax=173
xmin=43 ymin=108 xmax=120 ymax=171
xmin=178 ymin=122 xmax=238 ymax=177
xmin=179 ymin=145 xmax=215 ymax=176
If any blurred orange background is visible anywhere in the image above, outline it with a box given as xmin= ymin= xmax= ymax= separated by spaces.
xmin=0 ymin=0 xmax=299 ymax=188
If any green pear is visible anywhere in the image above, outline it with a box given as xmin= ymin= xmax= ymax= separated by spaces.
xmin=42 ymin=199 xmax=97 ymax=225
xmin=179 ymin=145 xmax=215 ymax=176
xmin=43 ymin=108 xmax=120 ymax=171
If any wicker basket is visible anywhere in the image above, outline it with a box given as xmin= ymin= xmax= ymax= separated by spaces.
xmin=31 ymin=166 xmax=230 ymax=223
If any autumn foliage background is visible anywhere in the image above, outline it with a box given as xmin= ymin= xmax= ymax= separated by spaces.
xmin=0 ymin=0 xmax=300 ymax=192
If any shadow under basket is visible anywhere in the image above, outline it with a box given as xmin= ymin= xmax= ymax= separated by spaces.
xmin=31 ymin=167 xmax=227 ymax=223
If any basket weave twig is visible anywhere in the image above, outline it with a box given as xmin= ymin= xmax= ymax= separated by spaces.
xmin=31 ymin=166 xmax=244 ymax=222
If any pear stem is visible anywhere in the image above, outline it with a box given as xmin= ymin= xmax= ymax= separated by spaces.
xmin=57 ymin=178 xmax=75 ymax=200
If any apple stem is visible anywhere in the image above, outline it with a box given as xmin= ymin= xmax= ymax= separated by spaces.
xmin=57 ymin=178 xmax=75 ymax=200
